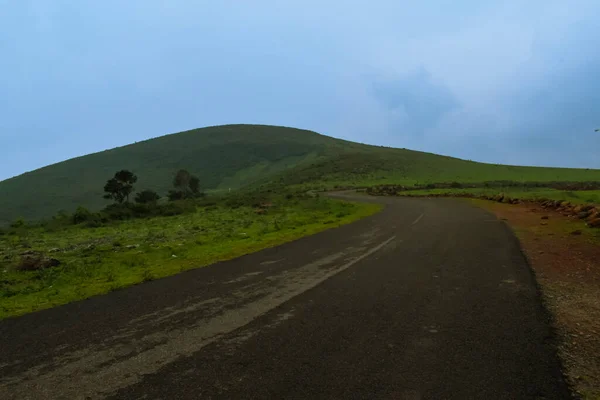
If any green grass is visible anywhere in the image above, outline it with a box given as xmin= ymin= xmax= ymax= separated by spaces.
xmin=2 ymin=124 xmax=600 ymax=225
xmin=265 ymin=151 xmax=600 ymax=191
xmin=0 ymin=198 xmax=381 ymax=319
xmin=397 ymin=187 xmax=600 ymax=204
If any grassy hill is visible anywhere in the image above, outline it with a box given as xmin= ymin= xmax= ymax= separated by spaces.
xmin=2 ymin=123 xmax=600 ymax=225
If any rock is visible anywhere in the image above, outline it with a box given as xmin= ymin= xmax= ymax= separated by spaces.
xmin=577 ymin=211 xmax=591 ymax=219
xmin=541 ymin=222 xmax=548 ymax=226
xmin=570 ymin=230 xmax=583 ymax=235
xmin=541 ymin=216 xmax=549 ymax=220
xmin=17 ymin=254 xmax=61 ymax=271
xmin=587 ymin=218 xmax=600 ymax=228
xmin=125 ymin=244 xmax=139 ymax=249
xmin=586 ymin=212 xmax=599 ymax=222
xmin=581 ymin=205 xmax=596 ymax=212
xmin=47 ymin=258 xmax=61 ymax=267
xmin=573 ymin=205 xmax=583 ymax=213
xmin=48 ymin=248 xmax=61 ymax=253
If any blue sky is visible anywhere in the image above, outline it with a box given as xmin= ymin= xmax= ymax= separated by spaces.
xmin=1 ymin=1 xmax=599 ymax=181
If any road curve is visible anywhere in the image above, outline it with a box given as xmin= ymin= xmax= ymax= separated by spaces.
xmin=0 ymin=193 xmax=570 ymax=399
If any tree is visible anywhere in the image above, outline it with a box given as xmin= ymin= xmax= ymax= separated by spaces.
xmin=167 ymin=190 xmax=185 ymax=201
xmin=103 ymin=170 xmax=138 ymax=203
xmin=135 ymin=190 xmax=160 ymax=204
xmin=189 ymin=176 xmax=200 ymax=195
xmin=169 ymin=169 xmax=202 ymax=200
xmin=103 ymin=178 xmax=126 ymax=203
xmin=173 ymin=169 xmax=191 ymax=192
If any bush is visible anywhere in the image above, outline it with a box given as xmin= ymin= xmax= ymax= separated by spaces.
xmin=72 ymin=206 xmax=95 ymax=224
xmin=225 ymin=192 xmax=269 ymax=208
xmin=167 ymin=190 xmax=185 ymax=201
xmin=101 ymin=203 xmax=136 ymax=220
xmin=135 ymin=190 xmax=161 ymax=204
xmin=10 ymin=218 xmax=26 ymax=229
xmin=158 ymin=200 xmax=197 ymax=216
xmin=84 ymin=218 xmax=104 ymax=228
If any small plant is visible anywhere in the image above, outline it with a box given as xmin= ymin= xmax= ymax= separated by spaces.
xmin=142 ymin=268 xmax=153 ymax=282
xmin=122 ymin=256 xmax=138 ymax=268
xmin=105 ymin=270 xmax=116 ymax=282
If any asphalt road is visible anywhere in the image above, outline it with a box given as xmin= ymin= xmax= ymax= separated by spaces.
xmin=0 ymin=193 xmax=570 ymax=399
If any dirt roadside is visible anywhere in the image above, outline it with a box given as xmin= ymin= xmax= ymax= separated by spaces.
xmin=471 ymin=199 xmax=600 ymax=399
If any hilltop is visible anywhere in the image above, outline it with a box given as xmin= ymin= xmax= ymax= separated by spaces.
xmin=2 ymin=124 xmax=600 ymax=224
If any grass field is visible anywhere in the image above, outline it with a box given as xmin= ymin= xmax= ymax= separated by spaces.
xmin=0 ymin=197 xmax=381 ymax=319
xmin=2 ymin=124 xmax=600 ymax=225
xmin=397 ymin=187 xmax=600 ymax=204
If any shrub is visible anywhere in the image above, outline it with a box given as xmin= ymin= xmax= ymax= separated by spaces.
xmin=102 ymin=203 xmax=136 ymax=220
xmin=10 ymin=218 xmax=26 ymax=229
xmin=73 ymin=206 xmax=94 ymax=224
xmin=135 ymin=190 xmax=160 ymax=204
xmin=84 ymin=218 xmax=103 ymax=228
xmin=167 ymin=190 xmax=185 ymax=201
xmin=157 ymin=200 xmax=197 ymax=216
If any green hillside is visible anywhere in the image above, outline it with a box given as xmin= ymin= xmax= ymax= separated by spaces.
xmin=2 ymin=123 xmax=600 ymax=225
xmin=264 ymin=147 xmax=600 ymax=190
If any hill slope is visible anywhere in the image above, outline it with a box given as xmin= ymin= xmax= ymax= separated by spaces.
xmin=2 ymin=124 xmax=600 ymax=224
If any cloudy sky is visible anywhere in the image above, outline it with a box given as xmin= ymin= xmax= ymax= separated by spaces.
xmin=1 ymin=1 xmax=599 ymax=181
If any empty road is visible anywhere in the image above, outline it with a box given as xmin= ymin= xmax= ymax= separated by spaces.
xmin=0 ymin=193 xmax=570 ymax=399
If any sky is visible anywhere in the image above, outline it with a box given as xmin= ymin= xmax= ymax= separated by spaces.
xmin=1 ymin=0 xmax=599 ymax=181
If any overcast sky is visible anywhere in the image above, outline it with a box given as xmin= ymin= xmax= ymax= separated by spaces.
xmin=1 ymin=1 xmax=599 ymax=181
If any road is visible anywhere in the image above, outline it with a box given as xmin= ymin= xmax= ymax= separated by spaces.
xmin=0 ymin=193 xmax=570 ymax=399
